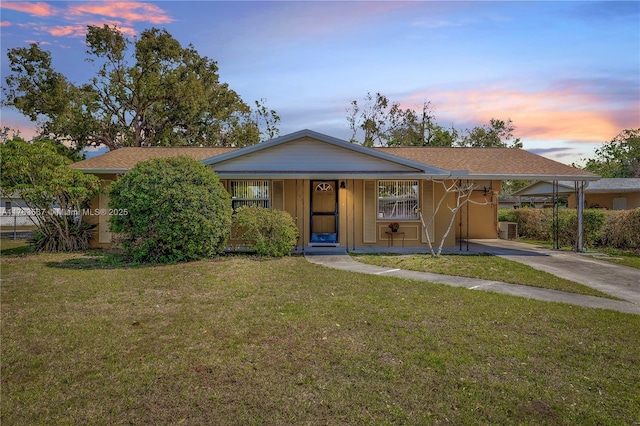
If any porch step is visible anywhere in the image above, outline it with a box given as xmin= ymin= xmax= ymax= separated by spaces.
xmin=302 ymin=245 xmax=347 ymax=256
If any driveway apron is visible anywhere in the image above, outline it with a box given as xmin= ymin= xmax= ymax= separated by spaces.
xmin=467 ymin=240 xmax=640 ymax=305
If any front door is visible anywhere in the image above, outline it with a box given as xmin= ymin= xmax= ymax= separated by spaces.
xmin=310 ymin=180 xmax=338 ymax=244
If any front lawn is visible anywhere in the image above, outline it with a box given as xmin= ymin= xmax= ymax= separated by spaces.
xmin=351 ymin=253 xmax=614 ymax=299
xmin=2 ymin=251 xmax=639 ymax=425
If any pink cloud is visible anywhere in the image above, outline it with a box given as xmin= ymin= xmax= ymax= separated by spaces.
xmin=24 ymin=39 xmax=51 ymax=45
xmin=0 ymin=1 xmax=55 ymax=17
xmin=48 ymin=25 xmax=86 ymax=38
xmin=1 ymin=21 xmax=12 ymax=27
xmin=21 ymin=20 xmax=136 ymax=39
xmin=68 ymin=2 xmax=173 ymax=24
xmin=401 ymin=85 xmax=635 ymax=143
xmin=83 ymin=20 xmax=138 ymax=37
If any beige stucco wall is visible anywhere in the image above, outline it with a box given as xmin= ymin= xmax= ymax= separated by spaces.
xmin=455 ymin=181 xmax=501 ymax=240
xmin=87 ymin=176 xmax=500 ymax=249
xmin=85 ymin=174 xmax=119 ymax=248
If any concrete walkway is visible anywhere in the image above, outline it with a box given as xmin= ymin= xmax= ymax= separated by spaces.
xmin=303 ymin=241 xmax=640 ymax=315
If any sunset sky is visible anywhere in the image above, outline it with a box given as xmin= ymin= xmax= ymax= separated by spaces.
xmin=1 ymin=1 xmax=638 ymax=164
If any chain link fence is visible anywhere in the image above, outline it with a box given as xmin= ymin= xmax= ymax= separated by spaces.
xmin=1 ymin=209 xmax=39 ymax=240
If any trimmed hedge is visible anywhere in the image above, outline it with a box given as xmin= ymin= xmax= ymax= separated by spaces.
xmin=233 ymin=205 xmax=299 ymax=257
xmin=598 ymin=209 xmax=640 ymax=249
xmin=499 ymin=207 xmax=640 ymax=250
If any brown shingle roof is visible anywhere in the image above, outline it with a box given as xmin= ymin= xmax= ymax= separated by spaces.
xmin=70 ymin=147 xmax=237 ymax=172
xmin=70 ymin=143 xmax=597 ymax=180
xmin=375 ymin=147 xmax=597 ymax=178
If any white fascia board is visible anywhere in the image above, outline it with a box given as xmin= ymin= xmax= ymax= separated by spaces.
xmin=460 ymin=174 xmax=600 ymax=181
xmin=214 ymin=172 xmax=437 ymax=180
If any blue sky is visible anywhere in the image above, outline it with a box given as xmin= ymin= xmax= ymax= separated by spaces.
xmin=1 ymin=1 xmax=638 ymax=164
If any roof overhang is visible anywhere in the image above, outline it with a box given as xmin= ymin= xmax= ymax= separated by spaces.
xmin=204 ymin=129 xmax=450 ymax=177
xmin=215 ymin=171 xmax=435 ymax=180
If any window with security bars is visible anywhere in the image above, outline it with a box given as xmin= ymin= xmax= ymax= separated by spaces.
xmin=230 ymin=180 xmax=270 ymax=210
xmin=378 ymin=180 xmax=419 ymax=219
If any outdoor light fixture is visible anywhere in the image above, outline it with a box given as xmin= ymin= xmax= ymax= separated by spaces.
xmin=340 ymin=181 xmax=346 ymax=189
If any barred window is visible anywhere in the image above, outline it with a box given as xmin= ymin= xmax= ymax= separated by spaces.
xmin=378 ymin=180 xmax=419 ymax=219
xmin=230 ymin=180 xmax=270 ymax=210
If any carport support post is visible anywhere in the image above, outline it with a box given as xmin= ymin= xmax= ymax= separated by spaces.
xmin=552 ymin=181 xmax=559 ymax=249
xmin=576 ymin=181 xmax=585 ymax=253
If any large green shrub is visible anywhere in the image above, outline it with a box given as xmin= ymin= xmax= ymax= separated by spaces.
xmin=233 ymin=205 xmax=299 ymax=257
xmin=109 ymin=157 xmax=232 ymax=263
xmin=556 ymin=209 xmax=605 ymax=248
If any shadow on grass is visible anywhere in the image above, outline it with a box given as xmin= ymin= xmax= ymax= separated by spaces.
xmin=44 ymin=250 xmax=151 ymax=270
xmin=1 ymin=245 xmax=32 ymax=256
xmin=465 ymin=242 xmax=552 ymax=257
xmin=1 ymin=238 xmax=32 ymax=256
xmin=44 ymin=249 xmax=249 ymax=270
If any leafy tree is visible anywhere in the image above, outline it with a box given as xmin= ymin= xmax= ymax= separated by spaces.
xmin=583 ymin=129 xmax=640 ymax=177
xmin=347 ymin=93 xmax=521 ymax=148
xmin=0 ymin=137 xmax=100 ymax=251
xmin=108 ymin=157 xmax=232 ymax=263
xmin=347 ymin=92 xmax=456 ymax=147
xmin=459 ymin=118 xmax=523 ymax=148
xmin=3 ymin=25 xmax=279 ymax=151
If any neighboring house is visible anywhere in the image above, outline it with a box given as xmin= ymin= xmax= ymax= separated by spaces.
xmin=498 ymin=196 xmax=554 ymax=209
xmin=512 ymin=179 xmax=640 ymax=210
xmin=571 ymin=178 xmax=640 ymax=210
xmin=70 ymin=129 xmax=597 ymax=250
xmin=0 ymin=191 xmax=37 ymax=226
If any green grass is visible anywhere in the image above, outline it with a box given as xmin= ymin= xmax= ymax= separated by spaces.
xmin=352 ymin=253 xmax=615 ymax=299
xmin=2 ymin=251 xmax=639 ymax=425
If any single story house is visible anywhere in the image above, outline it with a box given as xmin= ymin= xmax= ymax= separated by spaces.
xmin=512 ymin=178 xmax=640 ymax=210
xmin=70 ymin=129 xmax=598 ymax=250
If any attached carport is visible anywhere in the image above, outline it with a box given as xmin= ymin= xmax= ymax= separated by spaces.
xmin=511 ymin=179 xmax=597 ymax=252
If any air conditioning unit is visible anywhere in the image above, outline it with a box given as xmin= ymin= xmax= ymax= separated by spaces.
xmin=499 ymin=222 xmax=518 ymax=240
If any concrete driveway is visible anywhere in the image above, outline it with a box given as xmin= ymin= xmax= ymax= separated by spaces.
xmin=465 ymin=239 xmax=640 ymax=305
